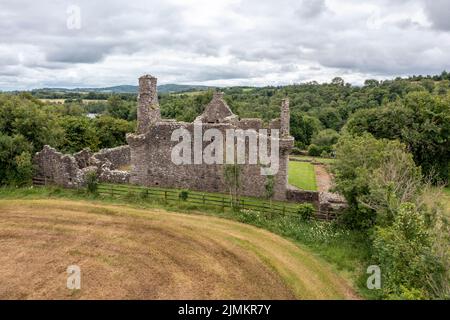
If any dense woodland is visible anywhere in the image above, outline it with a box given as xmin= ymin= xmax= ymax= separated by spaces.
xmin=1 ymin=72 xmax=449 ymax=299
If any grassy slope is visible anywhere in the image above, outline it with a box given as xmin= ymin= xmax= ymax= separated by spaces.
xmin=0 ymin=198 xmax=357 ymax=299
xmin=288 ymin=161 xmax=318 ymax=191
xmin=0 ymin=187 xmax=372 ymax=298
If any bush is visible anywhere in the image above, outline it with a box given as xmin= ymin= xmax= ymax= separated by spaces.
xmin=312 ymin=129 xmax=340 ymax=149
xmin=372 ymin=203 xmax=447 ymax=299
xmin=14 ymin=151 xmax=33 ymax=186
xmin=139 ymin=188 xmax=149 ymax=200
xmin=297 ymin=203 xmax=315 ymax=221
xmin=179 ymin=189 xmax=189 ymax=201
xmin=333 ymin=133 xmax=416 ymax=228
xmin=0 ymin=134 xmax=33 ymax=186
xmin=85 ymin=171 xmax=98 ymax=194
xmin=308 ymin=144 xmax=322 ymax=157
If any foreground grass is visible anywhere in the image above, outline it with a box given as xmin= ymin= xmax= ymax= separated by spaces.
xmin=0 ymin=186 xmax=373 ymax=298
xmin=288 ymin=161 xmax=318 ymax=191
xmin=0 ymin=198 xmax=358 ymax=299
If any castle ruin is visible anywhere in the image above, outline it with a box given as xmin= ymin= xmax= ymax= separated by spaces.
xmin=34 ymin=74 xmax=331 ymax=203
xmin=126 ymin=75 xmax=294 ymax=200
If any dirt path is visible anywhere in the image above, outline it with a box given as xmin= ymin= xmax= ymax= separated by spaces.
xmin=0 ymin=199 xmax=357 ymax=300
xmin=314 ymin=164 xmax=333 ymax=193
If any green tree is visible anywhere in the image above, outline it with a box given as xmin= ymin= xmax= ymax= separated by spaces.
xmin=93 ymin=115 xmax=135 ymax=149
xmin=0 ymin=134 xmax=33 ymax=185
xmin=107 ymin=95 xmax=132 ymax=120
xmin=59 ymin=116 xmax=99 ymax=153
xmin=346 ymin=92 xmax=450 ymax=183
xmin=0 ymin=93 xmax=63 ymax=152
xmin=311 ymin=129 xmax=340 ymax=155
xmin=290 ymin=112 xmax=321 ymax=149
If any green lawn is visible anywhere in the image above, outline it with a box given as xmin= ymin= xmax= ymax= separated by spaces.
xmin=288 ymin=161 xmax=317 ymax=191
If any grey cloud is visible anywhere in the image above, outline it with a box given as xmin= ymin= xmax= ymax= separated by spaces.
xmin=423 ymin=0 xmax=450 ymax=30
xmin=295 ymin=0 xmax=327 ymax=19
xmin=0 ymin=0 xmax=449 ymax=89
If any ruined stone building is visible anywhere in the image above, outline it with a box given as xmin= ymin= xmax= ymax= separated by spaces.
xmin=35 ymin=74 xmax=315 ymax=202
xmin=126 ymin=75 xmax=294 ymax=200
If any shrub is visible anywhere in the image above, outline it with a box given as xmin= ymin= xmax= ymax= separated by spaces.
xmin=297 ymin=203 xmax=315 ymax=221
xmin=308 ymin=144 xmax=322 ymax=157
xmin=85 ymin=171 xmax=98 ymax=194
xmin=333 ymin=133 xmax=416 ymax=228
xmin=179 ymin=189 xmax=189 ymax=201
xmin=139 ymin=188 xmax=149 ymax=200
xmin=372 ymin=203 xmax=446 ymax=299
xmin=312 ymin=129 xmax=340 ymax=150
xmin=14 ymin=151 xmax=33 ymax=186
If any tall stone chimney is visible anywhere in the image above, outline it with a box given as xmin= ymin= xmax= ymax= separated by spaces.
xmin=280 ymin=98 xmax=290 ymax=137
xmin=137 ymin=74 xmax=160 ymax=134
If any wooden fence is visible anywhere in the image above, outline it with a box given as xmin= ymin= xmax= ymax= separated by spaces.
xmin=97 ymin=183 xmax=336 ymax=220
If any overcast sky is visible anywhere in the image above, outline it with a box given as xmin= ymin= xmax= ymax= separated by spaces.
xmin=1 ymin=0 xmax=449 ymax=90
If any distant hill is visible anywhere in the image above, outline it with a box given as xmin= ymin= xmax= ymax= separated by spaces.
xmin=31 ymin=84 xmax=215 ymax=94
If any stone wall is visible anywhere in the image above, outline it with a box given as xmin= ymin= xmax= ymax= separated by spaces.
xmin=127 ymin=121 xmax=292 ymax=200
xmin=33 ymin=145 xmax=131 ymax=187
xmin=33 ymin=145 xmax=89 ymax=188
xmin=92 ymin=145 xmax=130 ymax=170
xmin=286 ymin=186 xmax=320 ymax=203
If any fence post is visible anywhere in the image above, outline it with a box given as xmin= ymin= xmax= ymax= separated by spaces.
xmin=282 ymin=205 xmax=286 ymax=216
xmin=164 ymin=191 xmax=167 ymax=204
xmin=222 ymin=197 xmax=225 ymax=212
xmin=241 ymin=199 xmax=244 ymax=210
xmin=111 ymin=185 xmax=114 ymax=197
xmin=202 ymin=194 xmax=205 ymax=205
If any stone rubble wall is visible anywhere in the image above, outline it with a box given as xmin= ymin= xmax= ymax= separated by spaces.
xmin=33 ymin=145 xmax=88 ymax=188
xmin=126 ymin=121 xmax=293 ymax=200
xmin=91 ymin=145 xmax=131 ymax=170
xmin=33 ymin=145 xmax=131 ymax=187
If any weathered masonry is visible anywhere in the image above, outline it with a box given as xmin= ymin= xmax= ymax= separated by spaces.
xmin=35 ymin=74 xmax=346 ymax=206
xmin=126 ymin=75 xmax=294 ymax=200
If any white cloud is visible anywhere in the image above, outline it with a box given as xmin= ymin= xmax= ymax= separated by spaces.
xmin=0 ymin=0 xmax=449 ymax=90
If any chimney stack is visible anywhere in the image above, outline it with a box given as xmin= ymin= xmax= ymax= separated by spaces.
xmin=280 ymin=98 xmax=290 ymax=137
xmin=137 ymin=74 xmax=160 ymax=134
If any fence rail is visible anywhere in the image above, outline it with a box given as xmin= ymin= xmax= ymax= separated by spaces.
xmin=96 ymin=183 xmax=337 ymax=221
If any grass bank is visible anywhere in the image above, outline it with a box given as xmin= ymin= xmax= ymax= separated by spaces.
xmin=0 ymin=186 xmax=374 ymax=298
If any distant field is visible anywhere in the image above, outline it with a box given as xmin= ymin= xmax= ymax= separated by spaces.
xmin=0 ymin=199 xmax=356 ymax=299
xmin=173 ymin=91 xmax=206 ymax=96
xmin=39 ymin=99 xmax=107 ymax=104
xmin=288 ymin=161 xmax=317 ymax=191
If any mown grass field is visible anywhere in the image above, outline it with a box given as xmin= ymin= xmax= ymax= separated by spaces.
xmin=0 ymin=187 xmax=373 ymax=299
xmin=288 ymin=161 xmax=318 ymax=191
xmin=0 ymin=198 xmax=357 ymax=299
